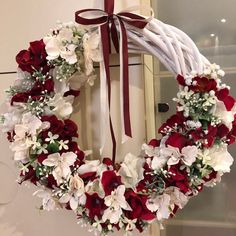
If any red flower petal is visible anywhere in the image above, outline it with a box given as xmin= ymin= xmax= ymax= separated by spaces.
xmin=216 ymin=88 xmax=229 ymax=100
xmin=176 ymin=75 xmax=186 ymax=86
xmin=165 ymin=133 xmax=187 ymax=150
xmin=223 ymin=95 xmax=235 ymax=111
xmin=148 ymin=139 xmax=160 ymax=147
xmin=101 ymin=171 xmax=122 ymax=195
xmin=217 ymin=124 xmax=229 ymax=138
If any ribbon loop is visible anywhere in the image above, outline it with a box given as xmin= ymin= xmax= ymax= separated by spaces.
xmin=75 ymin=0 xmax=149 ymax=163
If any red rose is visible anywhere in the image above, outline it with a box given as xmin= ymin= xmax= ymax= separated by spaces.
xmin=165 ymin=133 xmax=188 ymax=150
xmin=176 ymin=75 xmax=186 ymax=86
xmin=188 ymin=125 xmax=217 ymax=148
xmin=102 ymin=158 xmax=113 ymax=166
xmin=41 ymin=115 xmax=64 ymax=134
xmin=222 ymin=95 xmax=235 ymax=111
xmin=124 ymin=190 xmax=156 ymax=220
xmin=37 ymin=154 xmax=48 ymax=164
xmin=165 ymin=165 xmax=190 ymax=193
xmin=101 ymin=171 xmax=122 ymax=195
xmin=148 ymin=139 xmax=160 ymax=147
xmin=203 ymin=170 xmax=217 ymax=182
xmin=11 ymin=93 xmax=29 ymax=104
xmin=68 ymin=141 xmax=85 ymax=161
xmin=29 ymin=79 xmax=54 ymax=98
xmin=46 ymin=174 xmax=58 ymax=189
xmin=19 ymin=166 xmax=38 ymax=185
xmin=159 ymin=112 xmax=185 ymax=134
xmin=43 ymin=79 xmax=54 ymax=93
xmin=216 ymin=88 xmax=235 ymax=111
xmin=217 ymin=124 xmax=229 ymax=138
xmin=16 ymin=39 xmax=50 ymax=74
xmin=216 ymin=88 xmax=229 ymax=100
xmin=190 ymin=76 xmax=217 ymax=92
xmin=85 ymin=193 xmax=106 ymax=219
xmin=61 ymin=119 xmax=78 ymax=139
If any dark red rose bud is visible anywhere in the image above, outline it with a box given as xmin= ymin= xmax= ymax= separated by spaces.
xmin=102 ymin=158 xmax=113 ymax=166
xmin=62 ymin=119 xmax=78 ymax=139
xmin=176 ymin=75 xmax=186 ymax=86
xmin=148 ymin=139 xmax=160 ymax=147
xmin=11 ymin=93 xmax=29 ymax=105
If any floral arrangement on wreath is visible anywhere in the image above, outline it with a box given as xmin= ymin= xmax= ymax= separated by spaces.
xmin=1 ymin=19 xmax=236 ymax=235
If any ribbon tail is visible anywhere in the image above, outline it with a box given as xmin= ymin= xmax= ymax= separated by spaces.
xmin=117 ymin=18 xmax=132 ymax=144
xmin=99 ymin=59 xmax=109 ymax=156
xmin=100 ymin=24 xmax=117 ymax=163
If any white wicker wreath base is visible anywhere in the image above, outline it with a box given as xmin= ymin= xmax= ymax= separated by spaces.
xmin=1 ymin=5 xmax=236 ymax=236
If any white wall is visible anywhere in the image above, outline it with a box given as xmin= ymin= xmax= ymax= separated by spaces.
xmin=0 ymin=1 xmax=148 ymax=236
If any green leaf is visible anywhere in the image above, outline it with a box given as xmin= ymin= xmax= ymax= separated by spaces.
xmin=35 ymin=166 xmax=42 ymax=178
xmin=47 ymin=143 xmax=60 ymax=153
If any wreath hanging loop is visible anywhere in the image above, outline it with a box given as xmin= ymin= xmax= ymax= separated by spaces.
xmin=1 ymin=0 xmax=236 ymax=235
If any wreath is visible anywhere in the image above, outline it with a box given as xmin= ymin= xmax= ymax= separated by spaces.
xmin=1 ymin=1 xmax=236 ymax=235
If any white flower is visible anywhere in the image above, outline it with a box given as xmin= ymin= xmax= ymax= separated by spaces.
xmin=10 ymin=139 xmax=29 ymax=161
xmin=142 ymin=143 xmax=160 ymax=157
xmin=83 ymin=31 xmax=101 ymax=76
xmin=118 ymin=153 xmax=144 ymax=188
xmin=102 ymin=185 xmax=131 ymax=224
xmin=45 ymin=132 xmax=59 ymax=143
xmin=212 ymin=99 xmax=236 ymax=129
xmin=58 ymin=140 xmax=69 ymax=150
xmin=42 ymin=152 xmax=77 ymax=184
xmin=165 ymin=187 xmax=189 ymax=209
xmin=59 ymin=174 xmax=86 ymax=210
xmin=30 ymin=136 xmax=41 ymax=150
xmin=37 ymin=144 xmax=48 ymax=154
xmin=1 ymin=109 xmax=22 ymax=133
xmin=146 ymin=193 xmax=171 ymax=221
xmin=47 ymin=94 xmax=74 ymax=118
xmin=199 ymin=145 xmax=233 ymax=173
xmin=34 ymin=189 xmax=56 ymax=211
xmin=167 ymin=145 xmax=198 ymax=166
xmin=44 ymin=27 xmax=77 ymax=64
xmin=78 ymin=160 xmax=101 ymax=175
xmin=21 ymin=113 xmax=44 ymax=136
xmin=142 ymin=143 xmax=169 ymax=170
xmin=186 ymin=120 xmax=202 ymax=129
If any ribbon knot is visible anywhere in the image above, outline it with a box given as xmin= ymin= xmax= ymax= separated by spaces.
xmin=75 ymin=0 xmax=149 ymax=163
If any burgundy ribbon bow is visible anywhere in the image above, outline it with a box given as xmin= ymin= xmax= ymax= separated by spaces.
xmin=75 ymin=0 xmax=148 ymax=163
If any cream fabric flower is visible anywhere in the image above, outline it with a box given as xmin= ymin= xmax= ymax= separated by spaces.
xmin=102 ymin=185 xmax=131 ymax=224
xmin=83 ymin=31 xmax=101 ymax=76
xmin=118 ymin=153 xmax=145 ymax=188
xmin=42 ymin=152 xmax=77 ymax=184
xmin=44 ymin=27 xmax=77 ymax=64
xmin=200 ymin=145 xmax=233 ymax=173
